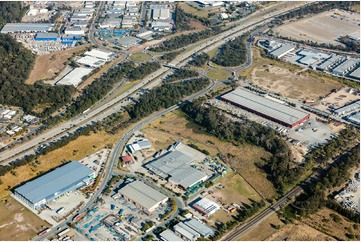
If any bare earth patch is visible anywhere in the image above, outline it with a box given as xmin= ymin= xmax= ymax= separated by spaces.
xmin=273 ymin=9 xmax=360 ymax=46
xmin=0 ymin=196 xmax=49 ymax=241
xmin=26 ymin=45 xmax=90 ymax=84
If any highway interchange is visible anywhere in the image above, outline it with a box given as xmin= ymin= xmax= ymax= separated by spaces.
xmin=7 ymin=1 xmax=321 ymax=240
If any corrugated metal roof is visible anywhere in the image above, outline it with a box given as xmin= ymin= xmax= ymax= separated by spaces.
xmin=1 ymin=23 xmax=53 ymax=33
xmin=349 ymin=67 xmax=360 ymax=79
xmin=174 ymin=222 xmax=200 ymax=240
xmin=56 ymin=67 xmax=93 ymax=87
xmin=118 ymin=181 xmax=167 ymax=211
xmin=317 ymin=55 xmax=344 ymax=70
xmin=269 ymin=44 xmax=295 ymax=57
xmin=333 ymin=58 xmax=360 ymax=75
xmin=35 ymin=32 xmax=58 ymax=39
xmin=193 ymin=197 xmax=220 ymax=214
xmin=184 ymin=219 xmax=214 ymax=237
xmin=146 ymin=151 xmax=194 ymax=176
xmin=14 ymin=162 xmax=94 ymax=204
xmin=221 ymin=89 xmax=310 ymax=126
xmin=169 ymin=167 xmax=207 ymax=189
xmin=160 ymin=229 xmax=184 ymax=241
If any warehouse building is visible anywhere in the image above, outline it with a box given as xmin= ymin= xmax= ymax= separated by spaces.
xmin=333 ymin=100 xmax=360 ymax=116
xmin=192 ymin=197 xmax=220 ymax=217
xmin=332 ymin=58 xmax=360 ymax=76
xmin=151 ymin=20 xmax=173 ymax=32
xmin=348 ymin=67 xmax=360 ymax=80
xmin=269 ymin=44 xmax=295 ymax=58
xmin=160 ymin=229 xmax=184 ymax=241
xmin=56 ymin=67 xmax=93 ymax=87
xmin=1 ymin=23 xmax=53 ymax=34
xmin=174 ymin=222 xmax=201 ymax=241
xmin=347 ymin=112 xmax=360 ymax=126
xmin=118 ymin=180 xmax=168 ymax=214
xmin=221 ymin=89 xmax=310 ymax=128
xmin=152 ymin=8 xmax=170 ymax=20
xmin=317 ymin=54 xmax=345 ymax=71
xmin=64 ymin=26 xmax=85 ymax=35
xmin=116 ymin=36 xmax=141 ymax=48
xmin=76 ymin=56 xmax=106 ymax=68
xmin=184 ymin=218 xmax=214 ymax=237
xmin=34 ymin=32 xmax=59 ymax=41
xmin=14 ymin=162 xmax=94 ymax=210
xmin=127 ymin=139 xmax=152 ymax=154
xmin=145 ymin=150 xmax=208 ymax=189
xmin=296 ymin=49 xmax=330 ymax=66
xmin=84 ymin=49 xmax=114 ymax=61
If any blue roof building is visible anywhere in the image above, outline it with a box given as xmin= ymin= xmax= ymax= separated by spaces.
xmin=14 ymin=162 xmax=94 ymax=210
xmin=34 ymin=32 xmax=59 ymax=41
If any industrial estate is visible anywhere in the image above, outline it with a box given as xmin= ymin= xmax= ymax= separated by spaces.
xmin=0 ymin=1 xmax=359 ymax=242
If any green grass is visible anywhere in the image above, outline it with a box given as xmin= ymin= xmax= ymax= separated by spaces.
xmin=129 ymin=53 xmax=151 ymax=62
xmin=206 ymin=69 xmax=231 ymax=80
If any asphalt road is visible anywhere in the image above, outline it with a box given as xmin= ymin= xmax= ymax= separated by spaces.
xmin=0 ymin=1 xmax=312 ymax=165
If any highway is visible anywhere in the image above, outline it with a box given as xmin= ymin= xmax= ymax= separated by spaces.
xmin=0 ymin=1 xmax=313 ymax=165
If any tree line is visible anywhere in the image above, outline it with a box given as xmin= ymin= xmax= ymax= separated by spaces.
xmin=174 ymin=6 xmax=193 ymax=31
xmin=162 ymin=68 xmax=199 ymax=83
xmin=128 ymin=62 xmax=161 ymax=81
xmin=149 ymin=27 xmax=222 ymax=52
xmin=189 ymin=53 xmax=210 ymax=67
xmin=212 ymin=35 xmax=248 ymax=67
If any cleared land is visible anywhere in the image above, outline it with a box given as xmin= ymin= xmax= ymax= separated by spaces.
xmin=26 ymin=45 xmax=90 ymax=84
xmin=240 ymin=48 xmax=344 ymax=101
xmin=273 ymin=10 xmax=360 ymax=46
xmin=142 ymin=110 xmax=276 ymax=199
xmin=0 ymin=196 xmax=50 ymax=241
xmin=266 ymin=221 xmax=335 ymax=241
xmin=237 ymin=213 xmax=284 ymax=241
xmin=301 ymin=208 xmax=360 ymax=241
xmin=178 ymin=2 xmax=213 ymax=18
xmin=129 ymin=53 xmax=151 ymax=62
xmin=207 ymin=69 xmax=231 ymax=80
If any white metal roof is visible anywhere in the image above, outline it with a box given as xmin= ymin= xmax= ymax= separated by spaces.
xmin=84 ymin=49 xmax=114 ymax=60
xmin=184 ymin=218 xmax=214 ymax=237
xmin=76 ymin=56 xmax=106 ymax=68
xmin=169 ymin=167 xmax=207 ymax=189
xmin=56 ymin=67 xmax=92 ymax=87
xmin=118 ymin=181 xmax=168 ymax=211
xmin=317 ymin=55 xmax=344 ymax=70
xmin=269 ymin=44 xmax=295 ymax=58
xmin=349 ymin=67 xmax=360 ymax=79
xmin=174 ymin=222 xmax=200 ymax=240
xmin=160 ymin=229 xmax=184 ymax=241
xmin=333 ymin=58 xmax=360 ymax=75
xmin=334 ymin=100 xmax=360 ymax=116
xmin=1 ymin=23 xmax=53 ymax=33
xmin=221 ymin=89 xmax=310 ymax=126
xmin=193 ymin=197 xmax=220 ymax=214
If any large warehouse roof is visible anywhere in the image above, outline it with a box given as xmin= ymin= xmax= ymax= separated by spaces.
xmin=349 ymin=67 xmax=360 ymax=80
xmin=35 ymin=32 xmax=59 ymax=39
xmin=269 ymin=44 xmax=295 ymax=58
xmin=146 ymin=151 xmax=194 ymax=176
xmin=56 ymin=67 xmax=93 ymax=87
xmin=184 ymin=218 xmax=214 ymax=237
xmin=192 ymin=197 xmax=220 ymax=216
xmin=160 ymin=229 xmax=184 ymax=241
xmin=84 ymin=49 xmax=114 ymax=60
xmin=333 ymin=58 xmax=360 ymax=75
xmin=14 ymin=162 xmax=93 ymax=204
xmin=1 ymin=23 xmax=53 ymax=33
xmin=76 ymin=56 xmax=106 ymax=68
xmin=169 ymin=167 xmax=208 ymax=189
xmin=118 ymin=181 xmax=167 ymax=211
xmin=221 ymin=89 xmax=310 ymax=127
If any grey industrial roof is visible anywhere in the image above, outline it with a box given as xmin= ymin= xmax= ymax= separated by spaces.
xmin=174 ymin=222 xmax=200 ymax=240
xmin=14 ymin=162 xmax=93 ymax=204
xmin=349 ymin=67 xmax=360 ymax=79
xmin=118 ymin=181 xmax=167 ymax=210
xmin=35 ymin=32 xmax=59 ymax=38
xmin=117 ymin=36 xmax=140 ymax=46
xmin=137 ymin=140 xmax=151 ymax=149
xmin=184 ymin=219 xmax=214 ymax=237
xmin=317 ymin=55 xmax=344 ymax=70
xmin=1 ymin=23 xmax=53 ymax=33
xmin=152 ymin=8 xmax=170 ymax=18
xmin=221 ymin=89 xmax=310 ymax=126
xmin=347 ymin=112 xmax=360 ymax=125
xmin=334 ymin=100 xmax=360 ymax=116
xmin=168 ymin=166 xmax=207 ymax=189
xmin=146 ymin=151 xmax=194 ymax=177
xmin=333 ymin=58 xmax=360 ymax=74
xmin=160 ymin=229 xmax=184 ymax=241
xmin=269 ymin=44 xmax=295 ymax=58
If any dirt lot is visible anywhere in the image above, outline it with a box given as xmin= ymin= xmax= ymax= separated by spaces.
xmin=237 ymin=213 xmax=284 ymax=241
xmin=142 ymin=110 xmax=276 ymax=199
xmin=313 ymin=87 xmax=360 ymax=111
xmin=266 ymin=221 xmax=335 ymax=241
xmin=241 ymin=48 xmax=344 ymax=101
xmin=273 ymin=9 xmax=360 ymax=46
xmin=0 ymin=196 xmax=50 ymax=241
xmin=26 ymin=45 xmax=90 ymax=84
xmin=301 ymin=208 xmax=360 ymax=241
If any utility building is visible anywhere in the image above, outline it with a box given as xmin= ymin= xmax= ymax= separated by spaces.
xmin=14 ymin=162 xmax=94 ymax=210
xmin=221 ymin=89 xmax=310 ymax=128
xmin=34 ymin=32 xmax=59 ymax=41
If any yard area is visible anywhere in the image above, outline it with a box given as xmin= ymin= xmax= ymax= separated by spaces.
xmin=26 ymin=44 xmax=90 ymax=84
xmin=240 ymin=48 xmax=344 ymax=101
xmin=141 ymin=110 xmax=276 ymax=199
xmin=272 ymin=9 xmax=360 ymax=46
xmin=0 ymin=196 xmax=50 ymax=241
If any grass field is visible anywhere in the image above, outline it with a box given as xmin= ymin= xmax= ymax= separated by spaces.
xmin=178 ymin=2 xmax=209 ymax=18
xmin=207 ymin=47 xmax=219 ymax=59
xmin=240 ymin=48 xmax=344 ymax=101
xmin=206 ymin=69 xmax=231 ymax=80
xmin=142 ymin=110 xmax=276 ymax=199
xmin=0 ymin=196 xmax=50 ymax=241
xmin=129 ymin=53 xmax=151 ymax=62
xmin=238 ymin=213 xmax=284 ymax=241
xmin=26 ymin=45 xmax=90 ymax=84
xmin=301 ymin=208 xmax=360 ymax=241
